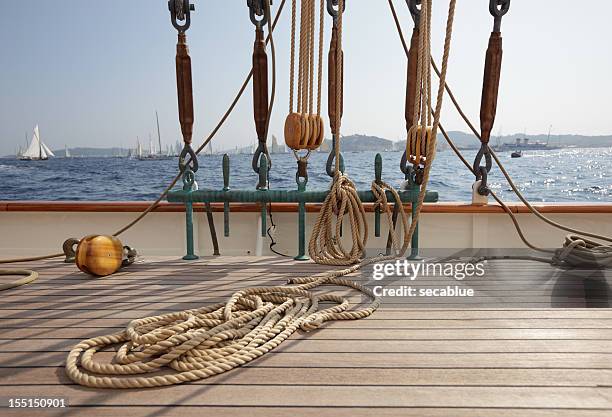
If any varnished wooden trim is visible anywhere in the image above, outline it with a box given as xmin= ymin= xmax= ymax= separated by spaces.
xmin=1 ymin=201 xmax=612 ymax=214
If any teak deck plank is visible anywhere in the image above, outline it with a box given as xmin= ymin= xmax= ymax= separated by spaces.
xmin=0 ymin=256 xmax=610 ymax=417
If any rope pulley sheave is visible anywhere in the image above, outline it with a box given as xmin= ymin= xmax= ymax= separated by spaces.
xmin=473 ymin=0 xmax=510 ymax=195
xmin=284 ymin=0 xmax=326 ymax=156
xmin=249 ymin=1 xmax=273 ymax=179
xmin=169 ymin=0 xmax=198 ymax=173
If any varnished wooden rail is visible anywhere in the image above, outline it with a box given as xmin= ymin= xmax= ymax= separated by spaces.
xmin=1 ymin=201 xmax=611 ymax=214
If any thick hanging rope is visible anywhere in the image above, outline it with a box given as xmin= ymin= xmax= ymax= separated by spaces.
xmin=65 ymin=0 xmax=458 ymax=388
xmin=285 ymin=0 xmax=324 ymax=151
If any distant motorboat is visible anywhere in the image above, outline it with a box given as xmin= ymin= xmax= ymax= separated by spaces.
xmin=19 ymin=125 xmax=55 ymax=161
xmin=511 ymin=150 xmax=522 ymax=158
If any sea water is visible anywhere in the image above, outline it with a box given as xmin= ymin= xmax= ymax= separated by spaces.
xmin=0 ymin=147 xmax=610 ymax=202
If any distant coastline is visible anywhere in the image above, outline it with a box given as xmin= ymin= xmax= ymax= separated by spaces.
xmin=3 ymin=131 xmax=612 ymax=158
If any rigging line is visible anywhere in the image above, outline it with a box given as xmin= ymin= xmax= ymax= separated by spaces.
xmin=65 ymin=0 xmax=464 ymax=389
xmin=316 ymin=0 xmax=324 ymax=116
xmin=410 ymin=1 xmax=611 ymax=244
xmin=289 ymin=0 xmax=296 ymax=113
xmin=387 ymin=0 xmax=612 ymax=266
xmin=0 ymin=0 xmax=288 ymax=268
xmin=262 ymin=0 xmax=277 ymax=153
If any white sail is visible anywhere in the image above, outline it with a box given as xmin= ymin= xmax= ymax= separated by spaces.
xmin=21 ymin=125 xmax=54 ymax=160
xmin=65 ymin=145 xmax=71 ymax=158
xmin=42 ymin=142 xmax=55 ymax=157
xmin=22 ymin=126 xmax=43 ymax=159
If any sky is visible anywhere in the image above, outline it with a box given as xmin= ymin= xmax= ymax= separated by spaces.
xmin=1 ymin=0 xmax=611 ymax=155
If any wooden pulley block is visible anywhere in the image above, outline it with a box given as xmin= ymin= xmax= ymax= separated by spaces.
xmin=75 ymin=235 xmax=135 ymax=277
xmin=306 ymin=114 xmax=318 ymax=149
xmin=299 ymin=113 xmax=311 ymax=149
xmin=317 ymin=116 xmax=325 ymax=147
xmin=306 ymin=115 xmax=325 ymax=150
xmin=407 ymin=125 xmax=432 ymax=165
xmin=284 ymin=112 xmax=303 ymax=150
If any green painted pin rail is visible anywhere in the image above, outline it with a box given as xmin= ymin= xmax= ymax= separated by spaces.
xmin=167 ymin=153 xmax=438 ymax=261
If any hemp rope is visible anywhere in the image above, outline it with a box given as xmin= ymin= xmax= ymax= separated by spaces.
xmin=309 ymin=0 xmax=456 ymax=267
xmin=65 ymin=0 xmax=458 ymax=388
xmin=65 ymin=273 xmax=379 ymax=388
xmin=387 ymin=0 xmax=612 ymax=268
xmin=289 ymin=0 xmax=322 ymax=126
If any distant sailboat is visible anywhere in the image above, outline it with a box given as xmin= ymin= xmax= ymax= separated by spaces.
xmin=139 ymin=111 xmax=173 ymax=160
xmin=64 ymin=145 xmax=71 ymax=158
xmin=19 ymin=125 xmax=54 ymax=161
xmin=136 ymin=137 xmax=143 ymax=159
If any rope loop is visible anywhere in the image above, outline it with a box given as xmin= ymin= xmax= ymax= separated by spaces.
xmin=308 ymin=172 xmax=368 ymax=265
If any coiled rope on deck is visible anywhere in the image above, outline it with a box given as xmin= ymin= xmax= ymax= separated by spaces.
xmin=65 ymin=272 xmax=378 ymax=388
xmin=65 ymin=0 xmax=458 ymax=389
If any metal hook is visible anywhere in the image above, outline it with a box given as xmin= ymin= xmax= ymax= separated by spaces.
xmin=179 ymin=143 xmax=199 ymax=173
xmin=252 ymin=142 xmax=271 ymax=174
xmin=472 ymin=143 xmax=493 ymax=176
xmin=489 ymin=0 xmax=510 ymax=32
xmin=400 ymin=150 xmax=410 ymax=177
xmin=325 ymin=137 xmax=344 ymax=177
xmin=247 ymin=0 xmax=271 ymax=28
xmin=326 ymin=0 xmax=346 ymax=22
xmin=406 ymin=0 xmax=422 ymax=27
xmin=168 ymin=0 xmax=195 ymax=33
xmin=475 ymin=166 xmax=490 ymax=196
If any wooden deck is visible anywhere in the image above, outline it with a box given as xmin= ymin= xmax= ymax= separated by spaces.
xmin=1 ymin=256 xmax=611 ymax=416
